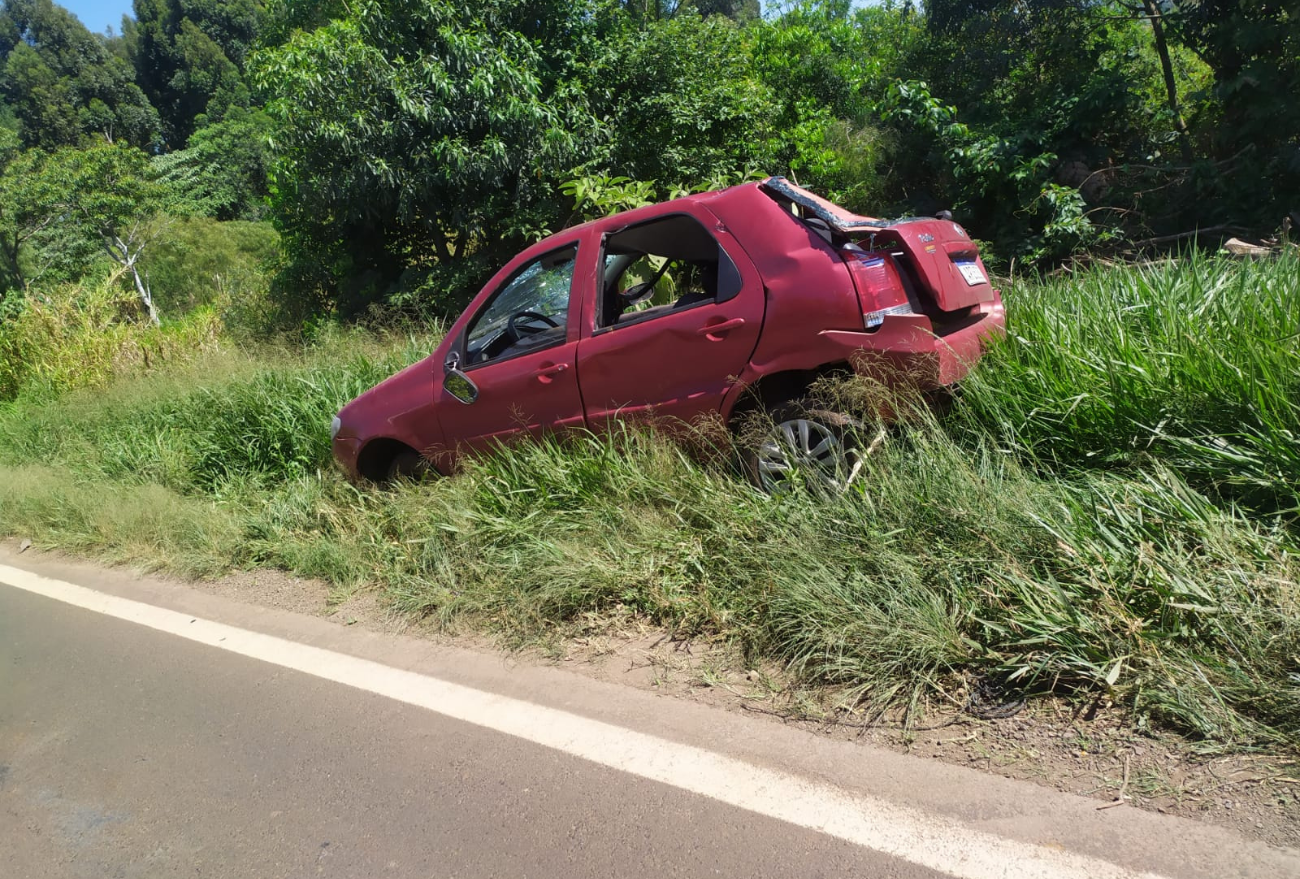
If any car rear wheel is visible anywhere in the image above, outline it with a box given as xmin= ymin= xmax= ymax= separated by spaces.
xmin=746 ymin=400 xmax=874 ymax=495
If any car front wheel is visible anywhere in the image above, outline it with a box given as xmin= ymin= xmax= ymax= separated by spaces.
xmin=386 ymin=449 xmax=431 ymax=483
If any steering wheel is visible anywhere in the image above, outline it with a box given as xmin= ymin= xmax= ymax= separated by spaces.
xmin=506 ymin=310 xmax=559 ymax=342
xmin=617 ymin=258 xmax=674 ymax=308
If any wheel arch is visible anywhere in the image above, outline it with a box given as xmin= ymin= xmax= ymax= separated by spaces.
xmin=355 ymin=437 xmax=424 ymax=483
xmin=724 ymin=362 xmax=855 ymax=430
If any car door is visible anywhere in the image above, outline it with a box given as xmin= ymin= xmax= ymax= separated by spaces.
xmin=576 ymin=206 xmax=765 ymax=428
xmin=430 ymin=236 xmax=592 ymax=465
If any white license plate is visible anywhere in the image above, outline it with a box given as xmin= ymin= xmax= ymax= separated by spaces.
xmin=955 ymin=260 xmax=986 ymax=286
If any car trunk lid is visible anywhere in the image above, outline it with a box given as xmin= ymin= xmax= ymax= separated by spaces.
xmin=861 ymin=220 xmax=995 ymax=313
xmin=760 ymin=176 xmax=996 ymax=314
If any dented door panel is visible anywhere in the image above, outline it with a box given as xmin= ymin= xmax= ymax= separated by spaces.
xmin=576 ymin=205 xmax=765 ymax=427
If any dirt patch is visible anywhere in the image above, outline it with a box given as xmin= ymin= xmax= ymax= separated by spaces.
xmin=547 ymin=621 xmax=1300 ymax=851
xmin=195 ymin=567 xmax=334 ymax=617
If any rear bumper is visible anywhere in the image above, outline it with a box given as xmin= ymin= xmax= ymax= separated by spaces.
xmin=820 ymin=298 xmax=1005 ymax=387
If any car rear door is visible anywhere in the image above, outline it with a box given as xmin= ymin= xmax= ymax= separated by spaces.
xmin=576 ymin=205 xmax=765 ymax=428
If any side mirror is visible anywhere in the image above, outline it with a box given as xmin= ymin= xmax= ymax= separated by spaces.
xmin=444 ymin=364 xmax=479 ymax=404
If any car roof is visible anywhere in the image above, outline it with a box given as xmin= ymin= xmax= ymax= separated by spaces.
xmin=545 ymin=181 xmax=765 ymax=242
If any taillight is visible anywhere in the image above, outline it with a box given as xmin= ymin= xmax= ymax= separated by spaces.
xmin=841 ymin=245 xmax=912 ymax=330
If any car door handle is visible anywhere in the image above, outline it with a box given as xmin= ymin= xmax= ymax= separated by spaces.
xmin=535 ymin=362 xmax=569 ymax=382
xmin=697 ymin=317 xmax=745 ymax=337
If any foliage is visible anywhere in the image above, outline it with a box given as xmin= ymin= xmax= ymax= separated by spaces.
xmin=251 ymin=0 xmax=609 ymax=315
xmin=1161 ymin=0 xmax=1300 ymax=227
xmin=21 ymin=141 xmax=167 ymax=300
xmin=127 ymin=0 xmax=261 ymax=146
xmin=0 ymin=0 xmax=160 ymax=148
xmin=0 ymin=139 xmax=167 ymax=297
xmin=559 ymin=167 xmax=765 ymax=221
xmin=140 ymin=216 xmax=278 ymax=317
xmin=887 ymin=4 xmax=1185 ymax=256
xmin=0 ymin=147 xmax=60 ymax=291
xmin=581 ymin=11 xmax=775 ymax=186
xmin=2 ymin=0 xmax=1298 ymax=319
xmin=0 ymin=274 xmax=220 ymax=400
xmin=1167 ymin=0 xmax=1300 ymax=152
xmin=152 ymin=108 xmax=273 ymax=220
xmin=750 ymin=2 xmax=920 ymax=212
xmin=620 ymin=0 xmax=759 ymax=21
xmin=44 ymin=140 xmax=165 ymax=245
xmin=237 ymin=0 xmax=1299 ymax=302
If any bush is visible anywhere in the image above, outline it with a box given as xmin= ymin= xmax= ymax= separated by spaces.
xmin=142 ymin=217 xmax=280 ymax=318
xmin=0 ymin=277 xmax=221 ymax=402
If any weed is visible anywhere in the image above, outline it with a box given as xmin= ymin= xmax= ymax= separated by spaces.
xmin=957 ymin=251 xmax=1300 ymax=516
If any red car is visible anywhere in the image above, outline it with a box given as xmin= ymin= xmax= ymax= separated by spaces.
xmin=331 ymin=177 xmax=1005 ymax=489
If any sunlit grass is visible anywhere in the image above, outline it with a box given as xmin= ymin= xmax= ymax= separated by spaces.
xmin=0 ymin=257 xmax=1296 ymax=749
xmin=958 ymin=250 xmax=1300 ymax=515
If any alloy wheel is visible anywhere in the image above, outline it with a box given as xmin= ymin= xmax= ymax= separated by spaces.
xmin=755 ymin=416 xmax=859 ymax=494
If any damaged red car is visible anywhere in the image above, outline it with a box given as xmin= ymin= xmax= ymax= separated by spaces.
xmin=331 ymin=177 xmax=1005 ymax=489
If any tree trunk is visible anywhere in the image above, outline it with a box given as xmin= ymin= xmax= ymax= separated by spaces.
xmin=104 ymin=235 xmax=160 ymax=326
xmin=1143 ymin=0 xmax=1193 ymax=163
xmin=128 ymin=259 xmax=160 ymax=327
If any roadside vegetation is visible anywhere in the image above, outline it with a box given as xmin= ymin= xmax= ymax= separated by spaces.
xmin=2 ymin=254 xmax=1296 ymax=751
xmin=0 ymin=2 xmax=1297 ymax=753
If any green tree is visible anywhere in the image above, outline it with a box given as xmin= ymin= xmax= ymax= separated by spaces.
xmin=1166 ymin=0 xmax=1300 ymax=145
xmin=152 ymin=107 xmax=273 ymax=220
xmin=620 ymin=0 xmax=760 ymax=22
xmin=0 ymin=0 xmax=160 ymax=148
xmin=890 ymin=1 xmax=1215 ymax=256
xmin=252 ymin=0 xmax=608 ymax=312
xmin=0 ymin=147 xmax=59 ymax=293
xmin=750 ymin=2 xmax=923 ymax=212
xmin=30 ymin=141 xmax=167 ymax=322
xmin=1164 ymin=0 xmax=1300 ymax=223
xmin=128 ymin=0 xmax=261 ymax=146
xmin=585 ymin=11 xmax=776 ymax=187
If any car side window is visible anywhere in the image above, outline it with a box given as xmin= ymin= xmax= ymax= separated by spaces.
xmin=598 ymin=214 xmax=741 ymax=330
xmin=465 ymin=245 xmax=577 ymax=367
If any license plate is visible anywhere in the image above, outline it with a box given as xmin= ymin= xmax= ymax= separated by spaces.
xmin=955 ymin=260 xmax=986 ymax=286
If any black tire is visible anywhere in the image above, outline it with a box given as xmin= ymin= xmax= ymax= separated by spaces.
xmin=743 ymin=399 xmax=864 ymax=494
xmin=385 ymin=449 xmax=431 ymax=483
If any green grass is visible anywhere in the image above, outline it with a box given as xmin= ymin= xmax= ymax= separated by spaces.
xmin=958 ymin=251 xmax=1300 ymax=515
xmin=0 ymin=255 xmax=1296 ymax=750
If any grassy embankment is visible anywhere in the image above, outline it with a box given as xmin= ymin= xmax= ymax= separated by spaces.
xmin=1 ymin=253 xmax=1296 ymax=750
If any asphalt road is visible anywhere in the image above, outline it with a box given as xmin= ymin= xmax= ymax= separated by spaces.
xmin=2 ymin=555 xmax=1297 ymax=879
xmin=0 ymin=582 xmax=935 ymax=878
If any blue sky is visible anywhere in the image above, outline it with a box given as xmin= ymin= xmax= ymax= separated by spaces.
xmin=64 ymin=1 xmax=133 ymax=35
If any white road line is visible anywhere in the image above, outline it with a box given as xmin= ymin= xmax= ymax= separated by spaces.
xmin=1 ymin=563 xmax=1168 ymax=879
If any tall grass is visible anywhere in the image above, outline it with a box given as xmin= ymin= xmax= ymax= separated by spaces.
xmin=0 ymin=256 xmax=1296 ymax=749
xmin=958 ymin=251 xmax=1300 ymax=515
xmin=0 ymin=329 xmax=436 ymax=489
xmin=0 ymin=276 xmax=222 ymax=401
